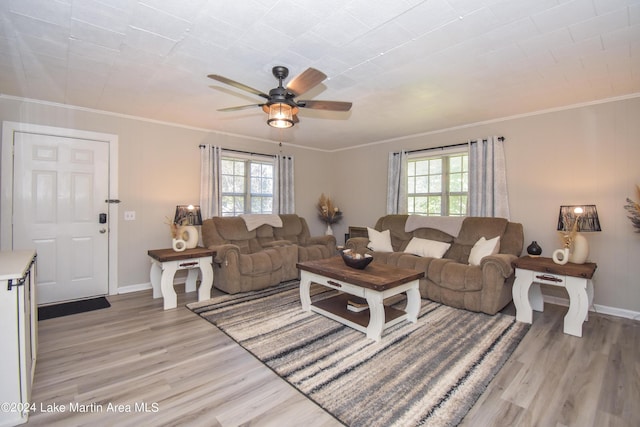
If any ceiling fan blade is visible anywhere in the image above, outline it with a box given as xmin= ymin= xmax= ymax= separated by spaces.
xmin=208 ymin=74 xmax=269 ymax=99
xmin=218 ymin=104 xmax=263 ymax=112
xmin=298 ymin=100 xmax=352 ymax=111
xmin=286 ymin=68 xmax=326 ymax=96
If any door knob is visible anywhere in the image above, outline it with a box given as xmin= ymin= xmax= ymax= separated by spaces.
xmin=99 ymin=228 xmax=107 ymax=234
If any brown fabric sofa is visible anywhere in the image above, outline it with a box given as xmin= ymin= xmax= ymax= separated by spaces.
xmin=345 ymin=215 xmax=524 ymax=315
xmin=201 ymin=214 xmax=336 ymax=294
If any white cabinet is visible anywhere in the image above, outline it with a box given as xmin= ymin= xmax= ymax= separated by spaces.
xmin=0 ymin=251 xmax=37 ymax=427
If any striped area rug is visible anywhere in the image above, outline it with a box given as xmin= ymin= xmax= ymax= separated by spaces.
xmin=188 ymin=281 xmax=529 ymax=427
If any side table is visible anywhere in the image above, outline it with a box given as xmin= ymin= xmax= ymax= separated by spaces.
xmin=148 ymin=247 xmax=216 ymax=310
xmin=512 ymin=256 xmax=597 ymax=337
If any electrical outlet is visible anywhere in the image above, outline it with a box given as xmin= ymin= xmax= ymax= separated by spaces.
xmin=124 ymin=211 xmax=136 ymax=221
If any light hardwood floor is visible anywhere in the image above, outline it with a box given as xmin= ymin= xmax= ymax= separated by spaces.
xmin=26 ymin=286 xmax=639 ymax=427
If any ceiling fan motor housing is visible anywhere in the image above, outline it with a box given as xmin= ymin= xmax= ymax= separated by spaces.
xmin=261 ymin=85 xmax=299 ymax=114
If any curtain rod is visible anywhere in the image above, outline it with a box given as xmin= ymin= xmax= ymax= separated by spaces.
xmin=198 ymin=145 xmax=276 ymax=158
xmin=403 ymin=136 xmax=505 ymax=155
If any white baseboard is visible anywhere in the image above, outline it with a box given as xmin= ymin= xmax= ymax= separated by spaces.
xmin=543 ymin=295 xmax=640 ymax=321
xmin=117 ymin=276 xmax=188 ymax=295
xmin=117 ymin=282 xmax=152 ymax=294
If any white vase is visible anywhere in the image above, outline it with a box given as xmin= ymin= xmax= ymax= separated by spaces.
xmin=172 ymin=238 xmax=186 ymax=252
xmin=179 ymin=225 xmax=199 ymax=249
xmin=552 ymin=247 xmax=570 ymax=265
xmin=569 ymin=233 xmax=588 ymax=264
xmin=326 ymin=224 xmax=333 ymax=236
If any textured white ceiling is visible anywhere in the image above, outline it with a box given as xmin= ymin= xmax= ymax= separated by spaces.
xmin=0 ymin=0 xmax=638 ymax=151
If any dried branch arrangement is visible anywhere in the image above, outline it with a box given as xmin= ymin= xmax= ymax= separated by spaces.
xmin=317 ymin=193 xmax=342 ymax=225
xmin=624 ymin=185 xmax=640 ymax=232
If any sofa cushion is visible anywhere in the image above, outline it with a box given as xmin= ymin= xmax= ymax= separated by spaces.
xmin=426 ymin=258 xmax=455 ymax=284
xmin=404 ymin=237 xmax=451 ymax=258
xmin=468 ymin=236 xmax=501 ymax=266
xmin=298 ymin=244 xmax=333 ymax=262
xmin=367 ymin=228 xmax=394 ymax=252
xmin=238 ymin=249 xmax=283 ymax=275
xmin=374 ymin=215 xmax=412 ymax=251
xmin=440 ymin=263 xmax=483 ymax=291
xmin=274 ymin=214 xmax=305 ymax=244
xmin=445 ymin=217 xmax=508 ymax=264
xmin=372 ymin=252 xmax=435 ymax=273
xmin=213 ymin=216 xmax=254 ymax=240
xmin=210 ymin=217 xmax=263 ymax=254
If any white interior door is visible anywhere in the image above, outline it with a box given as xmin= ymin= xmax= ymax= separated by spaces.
xmin=12 ymin=132 xmax=110 ymax=304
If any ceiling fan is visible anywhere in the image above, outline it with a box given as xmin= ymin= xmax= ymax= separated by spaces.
xmin=208 ymin=66 xmax=352 ymax=129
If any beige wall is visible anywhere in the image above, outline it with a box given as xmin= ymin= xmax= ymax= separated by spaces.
xmin=330 ymin=96 xmax=640 ymax=313
xmin=0 ymin=97 xmax=332 ymax=288
xmin=1 ymin=95 xmax=639 ymax=313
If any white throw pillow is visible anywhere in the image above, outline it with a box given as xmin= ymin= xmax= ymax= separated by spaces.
xmin=468 ymin=236 xmax=501 ymax=266
xmin=367 ymin=228 xmax=394 ymax=252
xmin=404 ymin=237 xmax=451 ymax=258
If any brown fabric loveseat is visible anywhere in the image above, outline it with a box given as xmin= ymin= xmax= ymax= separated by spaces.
xmin=201 ymin=214 xmax=336 ymax=294
xmin=345 ymin=215 xmax=524 ymax=315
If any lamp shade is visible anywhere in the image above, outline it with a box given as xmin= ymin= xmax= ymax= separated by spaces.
xmin=557 ymin=205 xmax=601 ymax=232
xmin=174 ymin=205 xmax=202 ymax=226
xmin=267 ymin=103 xmax=294 ymax=128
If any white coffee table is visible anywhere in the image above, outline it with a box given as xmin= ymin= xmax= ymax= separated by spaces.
xmin=297 ymin=257 xmax=423 ymax=341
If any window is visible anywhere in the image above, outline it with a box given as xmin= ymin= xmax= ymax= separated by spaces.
xmin=407 ymin=151 xmax=468 ymax=216
xmin=220 ymin=155 xmax=274 ymax=216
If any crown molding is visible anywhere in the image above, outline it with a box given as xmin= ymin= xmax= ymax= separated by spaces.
xmin=3 ymin=92 xmax=639 ymax=154
xmin=331 ymin=92 xmax=640 ymax=153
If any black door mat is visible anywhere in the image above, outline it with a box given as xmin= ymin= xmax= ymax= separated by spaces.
xmin=38 ymin=296 xmax=111 ymax=320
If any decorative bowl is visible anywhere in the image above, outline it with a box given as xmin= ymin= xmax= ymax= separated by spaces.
xmin=341 ymin=251 xmax=373 ymax=269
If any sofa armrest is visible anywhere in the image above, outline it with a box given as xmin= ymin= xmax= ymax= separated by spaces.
xmin=480 ymin=253 xmax=517 ymax=278
xmin=208 ymin=244 xmax=241 ymax=265
xmin=345 ymin=237 xmax=370 ymax=254
xmin=306 ymin=235 xmax=336 ymax=246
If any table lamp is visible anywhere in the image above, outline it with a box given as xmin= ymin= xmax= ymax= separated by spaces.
xmin=174 ymin=205 xmax=203 ymax=249
xmin=557 ymin=205 xmax=601 ymax=264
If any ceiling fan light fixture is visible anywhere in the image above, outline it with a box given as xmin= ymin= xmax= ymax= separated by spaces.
xmin=267 ymin=103 xmax=294 ymax=129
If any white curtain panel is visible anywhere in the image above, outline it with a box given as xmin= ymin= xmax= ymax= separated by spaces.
xmin=386 ymin=150 xmax=408 ymax=214
xmin=199 ymin=144 xmax=221 ymax=219
xmin=469 ymin=137 xmax=510 ymax=219
xmin=274 ymin=154 xmax=295 ymax=214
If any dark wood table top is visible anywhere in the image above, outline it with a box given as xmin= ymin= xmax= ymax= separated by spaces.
xmin=512 ymin=256 xmax=597 ymax=279
xmin=297 ymin=256 xmax=424 ymax=291
xmin=147 ymin=247 xmax=216 ymax=263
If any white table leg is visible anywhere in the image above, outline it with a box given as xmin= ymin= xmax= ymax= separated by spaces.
xmin=513 ymin=268 xmax=535 ymax=324
xmin=405 ymin=283 xmax=420 ymax=323
xmin=185 ymin=268 xmax=198 ymax=293
xmin=150 ymin=261 xmax=162 ymax=299
xmin=198 ymin=260 xmax=214 ymax=302
xmin=365 ymin=291 xmax=385 ymax=341
xmin=160 ymin=261 xmax=178 ymax=310
xmin=529 ymin=282 xmax=544 ymax=312
xmin=585 ymin=279 xmax=594 ymax=322
xmin=299 ymin=272 xmax=312 ymax=311
xmin=564 ymin=276 xmax=589 ymax=337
